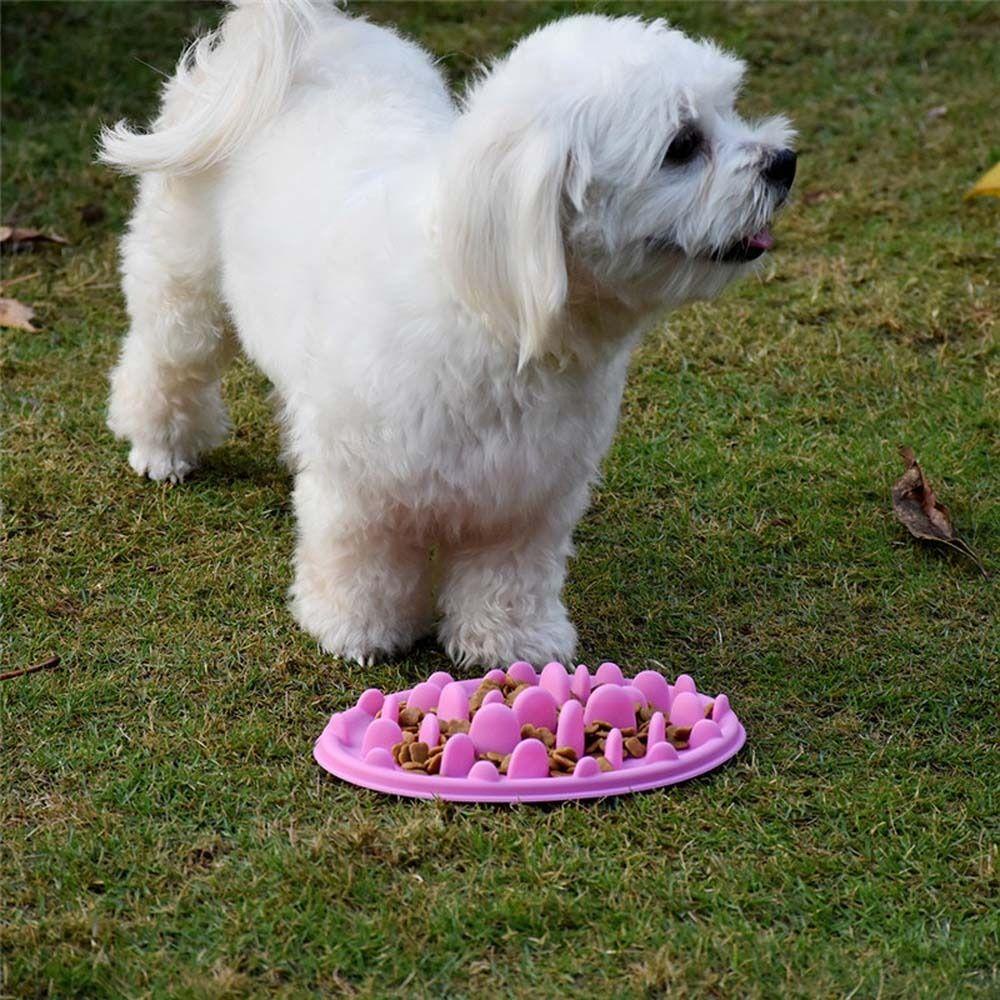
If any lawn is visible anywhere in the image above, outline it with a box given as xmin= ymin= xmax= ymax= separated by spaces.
xmin=2 ymin=1 xmax=998 ymax=996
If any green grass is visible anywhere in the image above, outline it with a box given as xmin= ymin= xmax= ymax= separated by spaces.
xmin=3 ymin=2 xmax=998 ymax=996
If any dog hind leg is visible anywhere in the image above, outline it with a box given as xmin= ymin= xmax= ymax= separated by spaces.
xmin=107 ymin=173 xmax=234 ymax=483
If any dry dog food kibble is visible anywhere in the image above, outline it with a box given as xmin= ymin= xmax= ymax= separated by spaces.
xmin=398 ymin=705 xmax=422 ymax=729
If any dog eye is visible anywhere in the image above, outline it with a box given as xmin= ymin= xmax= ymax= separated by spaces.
xmin=663 ymin=127 xmax=703 ymax=166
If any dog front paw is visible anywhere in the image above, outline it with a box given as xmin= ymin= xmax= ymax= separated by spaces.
xmin=127 ymin=443 xmax=197 ymax=483
xmin=307 ymin=624 xmax=415 ymax=667
xmin=289 ymin=582 xmax=426 ymax=667
xmin=439 ymin=610 xmax=577 ymax=669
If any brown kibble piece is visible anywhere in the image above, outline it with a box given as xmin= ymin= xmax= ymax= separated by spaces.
xmin=468 ymin=679 xmax=501 ymax=714
xmin=673 ymin=741 xmax=689 ymax=751
xmin=584 ymin=723 xmax=600 ymax=736
xmin=425 ymin=754 xmax=442 ymax=775
xmin=621 ymin=726 xmax=637 ymax=738
xmin=520 ymin=723 xmax=537 ymax=739
xmin=534 ymin=727 xmax=556 ymax=748
xmin=499 ymin=754 xmax=512 ymax=774
xmin=549 ymin=769 xmax=573 ymax=777
xmin=398 ymin=705 xmax=422 ymax=728
xmin=704 ymin=701 xmax=714 ymax=718
xmin=596 ymin=756 xmax=613 ymax=772
xmin=401 ymin=731 xmax=417 ymax=745
xmin=401 ymin=761 xmax=426 ymax=771
xmin=624 ymin=736 xmax=646 ymax=758
xmin=554 ymin=746 xmax=578 ymax=763
xmin=397 ymin=742 xmax=412 ymax=764
xmin=409 ymin=741 xmax=429 ymax=765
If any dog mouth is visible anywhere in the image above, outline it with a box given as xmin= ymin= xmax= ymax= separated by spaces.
xmin=648 ymin=226 xmax=777 ymax=263
xmin=711 ymin=227 xmax=775 ymax=263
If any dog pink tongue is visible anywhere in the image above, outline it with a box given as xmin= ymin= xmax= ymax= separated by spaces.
xmin=748 ymin=228 xmax=774 ymax=251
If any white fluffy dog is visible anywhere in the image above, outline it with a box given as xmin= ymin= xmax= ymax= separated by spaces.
xmin=100 ymin=1 xmax=795 ymax=667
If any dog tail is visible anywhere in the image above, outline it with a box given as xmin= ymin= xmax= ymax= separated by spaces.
xmin=98 ymin=0 xmax=329 ymax=176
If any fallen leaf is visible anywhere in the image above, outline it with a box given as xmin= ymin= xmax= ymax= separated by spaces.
xmin=891 ymin=445 xmax=986 ymax=575
xmin=0 ymin=225 xmax=69 ymax=250
xmin=801 ymin=189 xmax=833 ymax=206
xmin=966 ymin=162 xmax=1000 ymax=200
xmin=0 ymin=297 xmax=37 ymax=331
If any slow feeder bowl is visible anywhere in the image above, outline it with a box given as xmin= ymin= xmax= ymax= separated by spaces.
xmin=313 ymin=661 xmax=745 ymax=803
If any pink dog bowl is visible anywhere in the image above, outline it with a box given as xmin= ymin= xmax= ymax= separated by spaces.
xmin=313 ymin=662 xmax=745 ymax=802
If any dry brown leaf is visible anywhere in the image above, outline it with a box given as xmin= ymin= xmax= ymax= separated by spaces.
xmin=801 ymin=189 xmax=832 ymax=206
xmin=0 ymin=297 xmax=38 ymax=332
xmin=0 ymin=225 xmax=69 ymax=250
xmin=891 ymin=445 xmax=986 ymax=575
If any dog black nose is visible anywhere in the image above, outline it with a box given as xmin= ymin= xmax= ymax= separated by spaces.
xmin=763 ymin=148 xmax=797 ymax=190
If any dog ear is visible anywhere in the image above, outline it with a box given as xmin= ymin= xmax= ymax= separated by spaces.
xmin=441 ymin=117 xmax=578 ymax=368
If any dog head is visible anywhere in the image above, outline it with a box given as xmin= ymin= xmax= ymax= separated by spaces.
xmin=441 ymin=15 xmax=795 ymax=365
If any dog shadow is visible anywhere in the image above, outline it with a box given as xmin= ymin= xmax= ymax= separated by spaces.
xmin=194 ymin=444 xmax=288 ymax=489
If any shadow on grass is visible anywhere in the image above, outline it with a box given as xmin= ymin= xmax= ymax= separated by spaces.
xmin=195 ymin=445 xmax=288 ymax=489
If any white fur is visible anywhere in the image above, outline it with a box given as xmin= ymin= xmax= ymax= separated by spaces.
xmin=100 ymin=1 xmax=794 ymax=667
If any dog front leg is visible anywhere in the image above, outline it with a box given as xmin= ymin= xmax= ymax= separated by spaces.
xmin=437 ymin=515 xmax=579 ymax=669
xmin=288 ymin=470 xmax=432 ymax=665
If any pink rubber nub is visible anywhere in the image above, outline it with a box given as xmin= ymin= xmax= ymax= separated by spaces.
xmin=418 ymin=713 xmax=440 ymax=747
xmin=571 ymin=664 xmax=591 ymax=702
xmin=633 ymin=671 xmax=672 ymax=713
xmin=436 ymin=682 xmax=469 ymax=723
xmin=507 ymin=739 xmax=549 ymax=779
xmin=669 ymin=691 xmax=704 ymax=728
xmin=556 ymin=699 xmax=585 ymax=757
xmin=512 ymin=687 xmax=559 ymax=730
xmin=506 ymin=661 xmax=537 ymax=685
xmin=539 ymin=662 xmax=572 ymax=705
xmin=584 ymin=685 xmax=635 ymax=729
xmin=469 ymin=703 xmax=520 ymax=755
xmin=594 ymin=662 xmax=625 ymax=686
xmin=407 ymin=682 xmax=440 ymax=712
xmin=314 ymin=662 xmax=746 ymax=803
xmin=357 ymin=688 xmax=384 ymax=715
